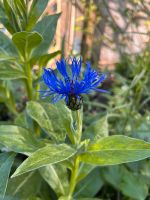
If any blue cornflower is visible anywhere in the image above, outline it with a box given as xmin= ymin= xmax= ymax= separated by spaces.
xmin=40 ymin=57 xmax=108 ymax=110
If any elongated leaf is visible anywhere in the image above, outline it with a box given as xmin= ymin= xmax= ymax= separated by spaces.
xmin=26 ymin=101 xmax=73 ymax=142
xmin=120 ymin=168 xmax=148 ymax=200
xmin=39 ymin=164 xmax=69 ymax=196
xmin=102 ymin=165 xmax=148 ymax=200
xmin=0 ymin=125 xmax=42 ymax=154
xmin=0 ymin=63 xmax=26 ymax=80
xmin=80 ymin=135 xmax=150 ymax=165
xmin=0 ymin=31 xmax=17 ymax=55
xmin=12 ymin=144 xmax=76 ymax=177
xmin=3 ymin=0 xmax=21 ymax=32
xmin=59 ymin=198 xmax=101 ymax=200
xmin=74 ymin=168 xmax=103 ymax=198
xmin=39 ymin=181 xmax=55 ymax=200
xmin=33 ymin=14 xmax=60 ymax=55
xmin=77 ymin=164 xmax=95 ymax=183
xmin=4 ymin=171 xmax=42 ymax=200
xmin=0 ymin=3 xmax=15 ymax=33
xmin=26 ymin=101 xmax=54 ymax=139
xmin=0 ymin=152 xmax=16 ymax=199
xmin=77 ymin=198 xmax=101 ymax=200
xmin=12 ymin=31 xmax=43 ymax=58
xmin=30 ymin=51 xmax=61 ymax=66
xmin=27 ymin=0 xmax=49 ymax=31
xmin=83 ymin=116 xmax=108 ymax=140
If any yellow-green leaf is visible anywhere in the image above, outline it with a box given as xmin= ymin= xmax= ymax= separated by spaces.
xmin=12 ymin=144 xmax=76 ymax=177
xmin=80 ymin=135 xmax=150 ymax=166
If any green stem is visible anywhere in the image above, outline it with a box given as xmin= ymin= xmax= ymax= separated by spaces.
xmin=67 ymin=128 xmax=76 ymax=145
xmin=68 ymin=156 xmax=80 ymax=199
xmin=76 ymin=109 xmax=83 ymax=145
xmin=67 ymin=109 xmax=83 ymax=199
xmin=24 ymin=59 xmax=40 ymax=137
xmin=24 ymin=61 xmax=32 ymax=100
xmin=35 ymin=65 xmax=43 ymax=100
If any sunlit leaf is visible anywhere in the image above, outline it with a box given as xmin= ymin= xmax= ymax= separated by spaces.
xmin=80 ymin=135 xmax=150 ymax=165
xmin=0 ymin=125 xmax=42 ymax=154
xmin=12 ymin=144 xmax=76 ymax=177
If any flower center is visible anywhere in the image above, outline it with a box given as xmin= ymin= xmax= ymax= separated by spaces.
xmin=66 ymin=95 xmax=83 ymax=111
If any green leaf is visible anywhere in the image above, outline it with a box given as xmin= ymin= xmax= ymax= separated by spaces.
xmin=12 ymin=144 xmax=76 ymax=177
xmin=27 ymin=0 xmax=49 ymax=31
xmin=102 ymin=165 xmax=148 ymax=200
xmin=77 ymin=198 xmax=102 ymax=200
xmin=83 ymin=116 xmax=108 ymax=140
xmin=101 ymin=165 xmax=123 ymax=188
xmin=3 ymin=0 xmax=21 ymax=33
xmin=0 ymin=82 xmax=17 ymax=114
xmin=26 ymin=101 xmax=54 ymax=139
xmin=39 ymin=164 xmax=69 ymax=196
xmin=0 ymin=152 xmax=16 ymax=199
xmin=120 ymin=167 xmax=148 ymax=200
xmin=33 ymin=14 xmax=60 ymax=56
xmin=0 ymin=63 xmax=26 ymax=80
xmin=30 ymin=51 xmax=61 ymax=66
xmin=80 ymin=135 xmax=150 ymax=166
xmin=12 ymin=31 xmax=43 ymax=58
xmin=0 ymin=31 xmax=17 ymax=55
xmin=39 ymin=181 xmax=56 ymax=200
xmin=26 ymin=101 xmax=73 ymax=142
xmin=74 ymin=168 xmax=103 ymax=198
xmin=0 ymin=3 xmax=14 ymax=33
xmin=13 ymin=0 xmax=27 ymax=30
xmin=76 ymin=164 xmax=95 ymax=183
xmin=0 ymin=125 xmax=42 ymax=154
xmin=15 ymin=112 xmax=30 ymax=129
xmin=5 ymin=171 xmax=42 ymax=200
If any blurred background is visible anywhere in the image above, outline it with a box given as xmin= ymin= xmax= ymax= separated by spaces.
xmin=45 ymin=0 xmax=149 ymax=68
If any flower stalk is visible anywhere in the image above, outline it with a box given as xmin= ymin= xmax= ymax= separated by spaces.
xmin=67 ymin=109 xmax=82 ymax=198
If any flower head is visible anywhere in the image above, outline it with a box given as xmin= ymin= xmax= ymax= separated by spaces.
xmin=40 ymin=57 xmax=108 ymax=110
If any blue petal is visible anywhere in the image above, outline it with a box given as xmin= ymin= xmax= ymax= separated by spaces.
xmin=71 ymin=57 xmax=82 ymax=79
xmin=56 ymin=59 xmax=69 ymax=78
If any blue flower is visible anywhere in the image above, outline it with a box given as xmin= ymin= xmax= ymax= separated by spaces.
xmin=40 ymin=57 xmax=108 ymax=110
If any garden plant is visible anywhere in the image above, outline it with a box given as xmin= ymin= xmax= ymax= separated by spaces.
xmin=0 ymin=0 xmax=150 ymax=200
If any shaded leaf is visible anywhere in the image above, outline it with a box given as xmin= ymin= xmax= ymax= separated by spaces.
xmin=33 ymin=14 xmax=60 ymax=56
xmin=0 ymin=31 xmax=17 ymax=55
xmin=0 ymin=152 xmax=16 ymax=199
xmin=74 ymin=168 xmax=103 ymax=198
xmin=120 ymin=168 xmax=148 ymax=200
xmin=83 ymin=116 xmax=108 ymax=140
xmin=39 ymin=164 xmax=69 ymax=196
xmin=102 ymin=165 xmax=148 ymax=200
xmin=3 ymin=0 xmax=21 ymax=33
xmin=4 ymin=171 xmax=42 ymax=200
xmin=0 ymin=63 xmax=26 ymax=80
xmin=30 ymin=51 xmax=61 ymax=66
xmin=27 ymin=0 xmax=49 ymax=31
xmin=77 ymin=163 xmax=95 ymax=183
xmin=12 ymin=31 xmax=43 ymax=58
